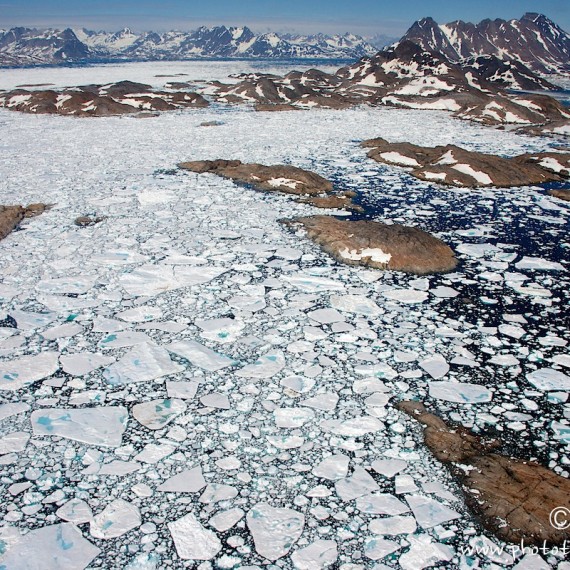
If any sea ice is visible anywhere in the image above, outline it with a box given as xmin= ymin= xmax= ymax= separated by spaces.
xmin=383 ymin=289 xmax=429 ymax=304
xmin=0 ymin=401 xmax=30 ymax=420
xmin=158 ymin=466 xmax=206 ymax=493
xmin=364 ymin=537 xmax=401 ymax=560
xmin=0 ymin=351 xmax=59 ymax=390
xmin=134 ymin=443 xmax=175 ymax=463
xmin=301 ymin=392 xmax=339 ymax=411
xmin=428 ymin=381 xmax=492 ymax=403
xmin=168 ymin=513 xmax=222 ymax=560
xmin=104 ymin=343 xmax=184 ymax=385
xmin=369 ymin=515 xmax=417 ymax=535
xmin=0 ymin=523 xmax=100 ymax=570
xmin=132 ymin=398 xmax=187 ymax=429
xmin=312 ymin=454 xmax=350 ymax=480
xmin=419 ymin=354 xmax=450 ymax=379
xmin=330 ymin=294 xmax=381 ymax=316
xmin=199 ymin=483 xmax=238 ymax=503
xmin=60 ymin=352 xmax=115 ymax=376
xmin=371 ymin=459 xmax=407 ymax=478
xmin=90 ymin=499 xmax=141 ymax=539
xmin=195 ymin=317 xmax=244 ymax=343
xmin=166 ymin=339 xmax=235 ymax=371
xmin=31 ymin=406 xmax=128 ymax=447
xmin=291 ymin=540 xmax=338 ymax=569
xmin=527 ymin=368 xmax=570 ymax=391
xmin=320 ymin=416 xmax=384 ymax=436
xmin=166 ymin=380 xmax=199 ymax=399
xmin=56 ymin=499 xmax=93 ymax=524
xmin=209 ymin=507 xmax=245 ymax=532
xmin=246 ymin=503 xmax=305 ymax=561
xmin=398 ymin=534 xmax=454 ymax=570
xmin=336 ymin=467 xmax=379 ymax=501
xmin=274 ymin=407 xmax=315 ymax=428
xmin=406 ymin=495 xmax=461 ymax=528
xmin=0 ymin=431 xmax=30 ymax=454
xmin=237 ymin=350 xmax=285 ymax=378
xmin=515 ymin=257 xmax=565 ymax=271
xmin=307 ymin=308 xmax=345 ymax=324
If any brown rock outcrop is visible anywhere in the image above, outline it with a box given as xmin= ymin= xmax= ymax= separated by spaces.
xmin=398 ymin=401 xmax=570 ymax=545
xmin=286 ymin=215 xmax=457 ymax=274
xmin=549 ymin=189 xmax=570 ymax=201
xmin=0 ymin=203 xmax=51 ymax=242
xmin=362 ymin=137 xmax=570 ymax=187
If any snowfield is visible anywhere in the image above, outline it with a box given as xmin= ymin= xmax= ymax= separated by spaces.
xmin=0 ymin=61 xmax=568 ymax=569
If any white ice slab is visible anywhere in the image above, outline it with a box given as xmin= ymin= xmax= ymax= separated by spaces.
xmin=429 ymin=381 xmax=492 ymax=403
xmin=56 ymin=499 xmax=93 ymax=524
xmin=209 ymin=507 xmax=245 ymax=532
xmin=307 ymin=308 xmax=345 ymax=324
xmin=36 ymin=276 xmax=97 ymax=295
xmin=312 ymin=454 xmax=349 ymax=480
xmin=237 ymin=350 xmax=285 ymax=378
xmin=364 ymin=537 xmax=401 ymax=560
xmin=336 ymin=467 xmax=379 ymax=501
xmin=274 ymin=407 xmax=315 ymax=428
xmin=330 ymin=294 xmax=381 ymax=316
xmin=370 ymin=515 xmax=416 ymax=535
xmin=104 ymin=343 xmax=184 ymax=386
xmin=91 ymin=499 xmax=141 ymax=539
xmin=166 ymin=339 xmax=235 ymax=371
xmin=246 ymin=503 xmax=305 ymax=561
xmin=168 ymin=513 xmax=222 ymax=560
xmin=0 ymin=401 xmax=30 ymax=421
xmin=134 ymin=443 xmax=175 ymax=463
xmin=515 ymin=257 xmax=565 ymax=271
xmin=132 ymin=399 xmax=187 ymax=429
xmin=283 ymin=273 xmax=345 ymax=292
xmin=0 ymin=431 xmax=30 ymax=454
xmin=371 ymin=459 xmax=407 ymax=478
xmin=320 ymin=416 xmax=384 ymax=436
xmin=419 ymin=354 xmax=449 ymax=379
xmin=406 ymin=495 xmax=461 ymax=528
xmin=166 ymin=380 xmax=199 ymax=399
xmin=291 ymin=540 xmax=338 ymax=570
xmin=527 ymin=368 xmax=570 ymax=391
xmin=301 ymin=392 xmax=339 ymax=411
xmin=398 ymin=534 xmax=454 ymax=570
xmin=0 ymin=351 xmax=59 ymax=391
xmin=158 ymin=466 xmax=206 ymax=493
xmin=60 ymin=352 xmax=115 ymax=376
xmin=0 ymin=523 xmax=100 ymax=570
xmin=32 ymin=406 xmax=128 ymax=447
xmin=356 ymin=493 xmax=410 ymax=515
xmin=383 ymin=289 xmax=429 ymax=304
xmin=195 ymin=317 xmax=244 ymax=343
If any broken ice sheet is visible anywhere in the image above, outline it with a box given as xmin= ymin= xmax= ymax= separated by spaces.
xmin=0 ymin=431 xmax=30 ymax=454
xmin=383 ymin=289 xmax=429 ymax=304
xmin=209 ymin=507 xmax=245 ymax=532
xmin=90 ymin=499 xmax=141 ymax=539
xmin=166 ymin=380 xmax=199 ymax=399
xmin=158 ymin=466 xmax=206 ymax=493
xmin=31 ymin=406 xmax=128 ymax=447
xmin=166 ymin=339 xmax=235 ymax=371
xmin=291 ymin=540 xmax=338 ymax=569
xmin=56 ymin=498 xmax=93 ymax=524
xmin=330 ymin=294 xmax=381 ymax=316
xmin=364 ymin=537 xmax=401 ymax=560
xmin=369 ymin=515 xmax=417 ymax=535
xmin=103 ymin=342 xmax=184 ymax=386
xmin=429 ymin=381 xmax=492 ymax=403
xmin=336 ymin=467 xmax=379 ymax=501
xmin=134 ymin=443 xmax=175 ymax=464
xmin=356 ymin=493 xmax=410 ymax=515
xmin=0 ymin=401 xmax=30 ymax=421
xmin=0 ymin=523 xmax=100 ymax=570
xmin=312 ymin=454 xmax=349 ymax=480
xmin=195 ymin=317 xmax=244 ymax=343
xmin=274 ymin=407 xmax=315 ymax=428
xmin=419 ymin=354 xmax=449 ymax=379
xmin=237 ymin=350 xmax=285 ymax=378
xmin=168 ymin=513 xmax=222 ymax=560
xmin=0 ymin=351 xmax=59 ymax=391
xmin=132 ymin=398 xmax=187 ymax=429
xmin=60 ymin=352 xmax=115 ymax=376
xmin=406 ymin=494 xmax=461 ymax=528
xmin=246 ymin=503 xmax=305 ymax=561
xmin=36 ymin=275 xmax=97 ymax=295
xmin=527 ymin=368 xmax=570 ymax=391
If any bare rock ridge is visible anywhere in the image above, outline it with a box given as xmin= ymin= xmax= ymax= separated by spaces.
xmin=549 ymin=188 xmax=570 ymax=201
xmin=400 ymin=13 xmax=570 ymax=75
xmin=362 ymin=137 xmax=570 ymax=187
xmin=177 ymin=159 xmax=359 ymax=210
xmin=0 ymin=80 xmax=209 ymax=116
xmin=0 ymin=203 xmax=50 ymax=241
xmin=285 ymin=216 xmax=457 ymax=275
xmin=398 ymin=401 xmax=570 ymax=546
xmin=210 ymin=42 xmax=570 ymax=136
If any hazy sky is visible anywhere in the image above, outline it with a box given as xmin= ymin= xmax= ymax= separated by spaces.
xmin=1 ymin=0 xmax=569 ymax=36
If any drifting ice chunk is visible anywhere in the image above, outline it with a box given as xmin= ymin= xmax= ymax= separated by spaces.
xmin=398 ymin=534 xmax=454 ymax=570
xmin=364 ymin=537 xmax=401 ymax=560
xmin=90 ymin=499 xmax=141 ymax=539
xmin=168 ymin=513 xmax=222 ymax=560
xmin=132 ymin=399 xmax=187 ymax=429
xmin=9 ymin=309 xmax=58 ymax=330
xmin=320 ymin=416 xmax=384 ymax=436
xmin=275 ymin=407 xmax=315 ymax=428
xmin=267 ymin=435 xmax=305 ymax=449
xmin=104 ymin=343 xmax=184 ymax=386
xmin=498 ymin=324 xmax=525 ymax=339
xmin=56 ymin=498 xmax=93 ymax=524
xmin=43 ymin=322 xmax=83 ymax=340
xmin=134 ymin=443 xmax=175 ymax=464
xmin=283 ymin=273 xmax=345 ymax=292
xmin=456 ymin=243 xmax=500 ymax=258
xmin=120 ymin=265 xmax=226 ymax=296
xmin=307 ymin=308 xmax=345 ymax=324
xmin=313 ymin=454 xmax=349 ymax=480
xmin=406 ymin=495 xmax=460 ymax=528
xmin=336 ymin=467 xmax=379 ymax=501
xmin=330 ymin=294 xmax=381 ymax=316
xmin=166 ymin=381 xmax=199 ymax=399
xmin=0 ymin=352 xmax=59 ymax=391
xmin=60 ymin=352 xmax=115 ymax=376
xmin=92 ymin=250 xmax=147 ymax=265
xmin=419 ymin=354 xmax=449 ymax=379
xmin=301 ymin=392 xmax=339 ymax=411
xmin=36 ymin=275 xmax=96 ymax=295
xmin=551 ymin=421 xmax=570 ymax=443
xmin=32 ymin=406 xmax=128 ymax=447
xmin=383 ymin=289 xmax=428 ymax=304
xmin=371 ymin=459 xmax=407 ymax=478
xmin=166 ymin=340 xmax=235 ymax=371
xmin=158 ymin=466 xmax=206 ymax=493
xmin=209 ymin=508 xmax=245 ymax=532
xmin=0 ymin=401 xmax=30 ymax=420
xmin=356 ymin=493 xmax=410 ymax=515
xmin=291 ymin=540 xmax=338 ymax=569
xmin=237 ymin=351 xmax=285 ymax=378
xmin=282 ymin=376 xmax=315 ymax=393
xmin=195 ymin=317 xmax=244 ymax=343
xmin=429 ymin=381 xmax=492 ymax=403
xmin=527 ymin=368 xmax=570 ymax=391
xmin=247 ymin=503 xmax=305 ymax=561
xmin=515 ymin=257 xmax=565 ymax=271
xmin=117 ymin=305 xmax=163 ymax=322
xmin=0 ymin=523 xmax=100 ymax=570
xmin=370 ymin=515 xmax=416 ymax=535
xmin=489 ymin=354 xmax=519 ymax=366
xmin=430 ymin=286 xmax=459 ymax=298
xmin=199 ymin=483 xmax=238 ymax=504
xmin=0 ymin=431 xmax=30 ymax=454
xmin=98 ymin=331 xmax=153 ymax=349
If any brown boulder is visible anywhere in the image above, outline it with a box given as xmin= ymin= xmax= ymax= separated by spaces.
xmin=549 ymin=189 xmax=570 ymax=201
xmin=0 ymin=203 xmax=51 ymax=241
xmin=398 ymin=401 xmax=570 ymax=545
xmin=285 ymin=215 xmax=457 ymax=275
xmin=75 ymin=216 xmax=106 ymax=227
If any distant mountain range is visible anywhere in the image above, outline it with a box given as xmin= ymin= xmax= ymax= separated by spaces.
xmin=0 ymin=26 xmax=379 ymax=66
xmin=400 ymin=12 xmax=570 ymax=76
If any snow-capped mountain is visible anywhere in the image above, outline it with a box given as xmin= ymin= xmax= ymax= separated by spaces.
xmin=400 ymin=13 xmax=570 ymax=75
xmin=0 ymin=25 xmax=377 ymax=66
